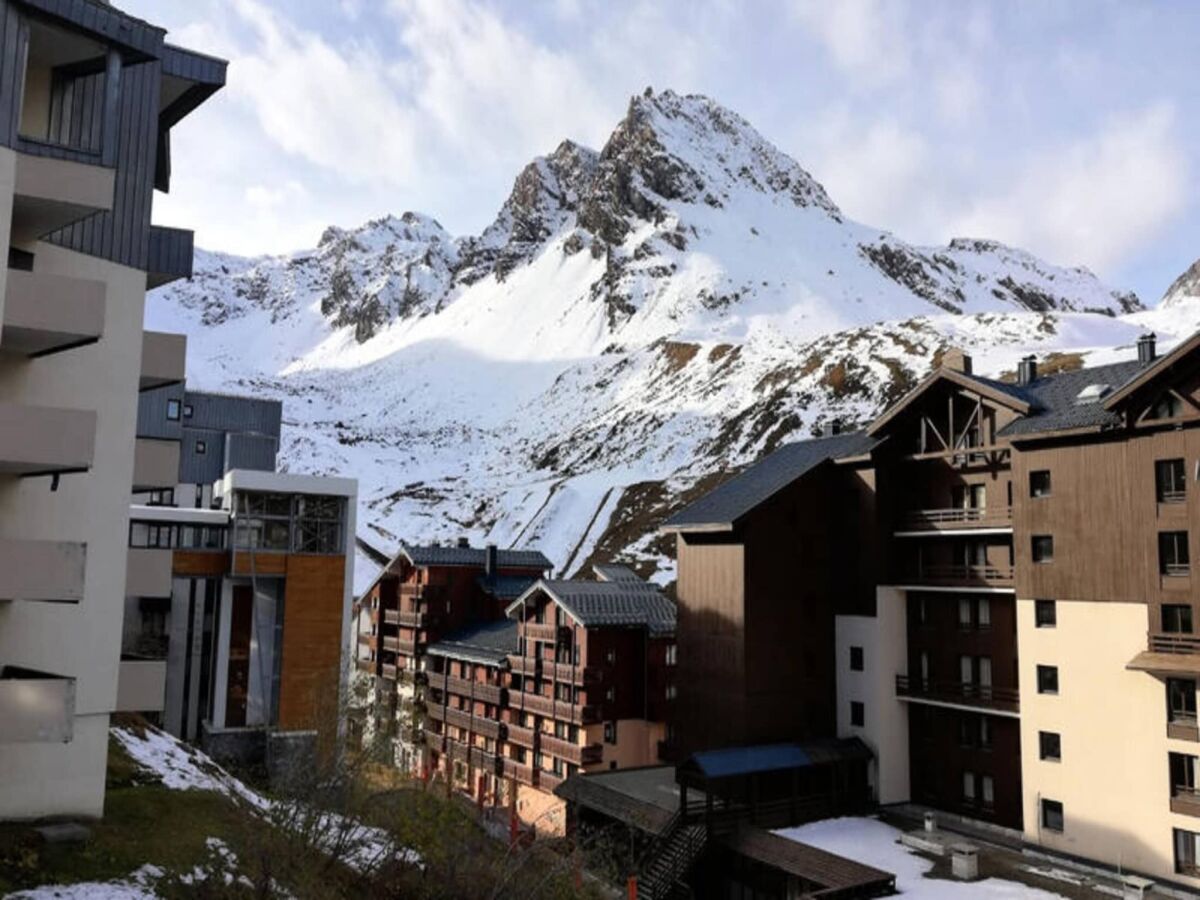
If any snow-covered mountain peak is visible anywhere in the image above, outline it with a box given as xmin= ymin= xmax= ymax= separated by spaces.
xmin=1163 ymin=258 xmax=1200 ymax=306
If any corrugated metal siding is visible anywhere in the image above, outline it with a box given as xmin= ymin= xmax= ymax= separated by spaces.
xmin=179 ymin=427 xmax=225 ymax=485
xmin=0 ymin=1 xmax=27 ymax=150
xmin=147 ymin=225 xmax=193 ymax=281
xmin=226 ymin=432 xmax=277 ymax=473
xmin=17 ymin=0 xmax=165 ymax=57
xmin=135 ymin=383 xmax=184 ymax=440
xmin=183 ymin=391 xmax=281 ymax=439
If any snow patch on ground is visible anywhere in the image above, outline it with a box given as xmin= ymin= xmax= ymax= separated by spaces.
xmin=775 ymin=817 xmax=1068 ymax=899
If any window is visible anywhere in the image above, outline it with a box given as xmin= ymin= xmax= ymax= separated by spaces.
xmin=962 ymin=771 xmax=976 ymax=803
xmin=1160 ymin=532 xmax=1191 ymax=577
xmin=146 ymin=488 xmax=175 ymax=507
xmin=1035 ymin=599 xmax=1057 ymax=628
xmin=1039 ymin=731 xmax=1062 ymax=761
xmin=665 ymin=644 xmax=677 ymax=666
xmin=1032 ymin=535 xmax=1054 ymax=563
xmin=195 ymin=439 xmax=207 ymax=455
xmin=1175 ymin=828 xmax=1200 ymax=877
xmin=183 ymin=403 xmax=194 ymax=419
xmin=1158 ymin=459 xmax=1187 ymax=503
xmin=1037 ymin=665 xmax=1059 ymax=695
xmin=849 ymin=646 xmax=864 ymax=672
xmin=1150 ymin=392 xmax=1184 ymax=420
xmin=166 ymin=399 xmax=181 ymax=421
xmin=1169 ymin=679 xmax=1197 ymax=725
xmin=605 ymin=648 xmax=616 ymax=666
xmin=978 ymin=597 xmax=991 ymax=629
xmin=1030 ymin=470 xmax=1052 ymax=498
xmin=1171 ymin=752 xmax=1198 ymax=796
xmin=293 ymin=494 xmax=346 ymax=554
xmin=605 ymin=686 xmax=615 ymax=702
xmin=1041 ymin=799 xmax=1064 ymax=832
xmin=603 ymin=721 xmax=616 ymax=744
xmin=665 ymin=684 xmax=677 ymax=700
xmin=850 ymin=701 xmax=864 ymax=727
xmin=1165 ymin=605 xmax=1195 ymax=634
xmin=979 ymin=716 xmax=992 ymax=750
xmin=958 ymin=598 xmax=972 ymax=630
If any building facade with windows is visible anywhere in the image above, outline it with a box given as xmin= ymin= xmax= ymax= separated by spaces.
xmin=667 ymin=331 xmax=1200 ymax=889
xmin=0 ymin=0 xmax=223 ymax=818
xmin=122 ymin=386 xmax=357 ymax=756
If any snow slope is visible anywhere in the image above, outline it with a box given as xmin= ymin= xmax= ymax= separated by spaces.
xmin=147 ymin=87 xmax=1186 ymax=582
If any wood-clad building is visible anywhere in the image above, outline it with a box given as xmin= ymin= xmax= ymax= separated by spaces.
xmin=668 ymin=330 xmax=1200 ymax=890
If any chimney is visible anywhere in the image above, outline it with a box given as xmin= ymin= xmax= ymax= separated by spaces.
xmin=942 ymin=348 xmax=972 ymax=375
xmin=485 ymin=543 xmax=498 ymax=577
xmin=1017 ymin=356 xmax=1037 ymax=386
xmin=1137 ymin=332 xmax=1157 ymax=366
xmin=457 ymin=536 xmax=470 ymax=549
xmin=829 ymin=419 xmax=842 ymax=435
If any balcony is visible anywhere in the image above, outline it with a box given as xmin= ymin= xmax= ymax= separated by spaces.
xmin=895 ymin=675 xmax=1019 ymax=714
xmin=355 ymin=658 xmax=376 ymax=675
xmin=381 ymin=663 xmax=398 ymax=681
xmin=0 ymin=538 xmax=86 ymax=603
xmin=1151 ymin=634 xmax=1200 ymax=655
xmin=115 ymin=657 xmax=166 ymax=713
xmin=506 ymin=723 xmax=537 ymax=749
xmin=132 ymin=438 xmax=180 ymax=491
xmin=1173 ymin=786 xmax=1200 ymax=818
xmin=897 ymin=506 xmax=1013 ymax=535
xmin=525 ymin=623 xmax=566 ymax=643
xmin=468 ymin=745 xmax=503 ymax=775
xmin=0 ymin=667 xmax=75 ymax=743
xmin=383 ymin=636 xmax=417 ymax=655
xmin=125 ymin=548 xmax=172 ymax=599
xmin=540 ymin=770 xmax=564 ymax=792
xmin=508 ymin=655 xmax=541 ymax=678
xmin=400 ymin=583 xmax=442 ymax=600
xmin=140 ymin=332 xmax=187 ymax=392
xmin=385 ymin=610 xmax=426 ymax=628
xmin=147 ymin=226 xmax=195 ymax=289
xmin=357 ymin=632 xmax=378 ymax=650
xmin=540 ymin=733 xmax=603 ymax=766
xmin=11 ymin=151 xmax=115 ymax=242
xmin=424 ymin=729 xmax=446 ymax=754
xmin=503 ymin=758 xmax=536 ymax=786
xmin=0 ymin=402 xmax=95 ymax=476
xmin=899 ymin=564 xmax=1014 ymax=591
xmin=436 ymin=675 xmax=503 ymax=706
xmin=1 ymin=269 xmax=105 ymax=357
xmin=550 ymin=661 xmax=601 ymax=685
xmin=509 ymin=690 xmax=600 ymax=725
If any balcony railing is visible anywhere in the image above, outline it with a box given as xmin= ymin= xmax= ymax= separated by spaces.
xmin=1171 ymin=715 xmax=1200 ymax=743
xmin=434 ymin=675 xmax=503 ymax=707
xmin=1151 ymin=633 xmax=1200 ymax=655
xmin=1163 ymin=564 xmax=1191 ymax=579
xmin=506 ymin=723 xmax=536 ymax=749
xmin=503 ymin=758 xmax=536 ymax=786
xmin=895 ymin=675 xmax=1019 ymax=713
xmin=355 ymin=658 xmax=375 ymax=674
xmin=903 ymin=564 xmax=1014 ymax=589
xmin=540 ymin=770 xmax=564 ymax=791
xmin=1172 ymin=785 xmax=1200 ymax=818
xmin=540 ymin=733 xmax=603 ymax=766
xmin=395 ymin=610 xmax=426 ymax=628
xmin=357 ymin=632 xmax=377 ymax=648
xmin=509 ymin=690 xmax=600 ymax=724
xmin=900 ymin=507 xmax=1013 ymax=532
xmin=508 ymin=655 xmax=541 ymax=677
xmin=381 ymin=663 xmax=398 ymax=681
xmin=550 ymin=661 xmax=601 ymax=685
xmin=427 ymin=704 xmax=503 ymax=741
xmin=525 ymin=623 xmax=566 ymax=643
xmin=1160 ymin=490 xmax=1187 ymax=505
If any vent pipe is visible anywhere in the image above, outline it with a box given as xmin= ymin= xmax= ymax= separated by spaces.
xmin=1017 ymin=356 xmax=1038 ymax=386
xmin=1137 ymin=332 xmax=1157 ymax=366
xmin=485 ymin=543 xmax=498 ymax=578
xmin=457 ymin=536 xmax=470 ymax=549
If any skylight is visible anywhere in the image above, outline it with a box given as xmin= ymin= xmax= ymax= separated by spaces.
xmin=1075 ymin=383 xmax=1111 ymax=404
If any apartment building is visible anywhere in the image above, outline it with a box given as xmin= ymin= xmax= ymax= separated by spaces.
xmin=0 ymin=1 xmax=223 ymax=818
xmin=123 ymin=385 xmax=357 ymax=759
xmin=352 ymin=541 xmax=553 ymax=770
xmin=666 ymin=331 xmax=1200 ymax=889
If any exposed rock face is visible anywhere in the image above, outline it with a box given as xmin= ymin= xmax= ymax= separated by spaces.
xmin=1163 ymin=258 xmax=1200 ymax=306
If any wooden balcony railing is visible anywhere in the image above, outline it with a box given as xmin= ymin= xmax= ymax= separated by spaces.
xmin=1170 ymin=715 xmax=1200 ymax=743
xmin=525 ymin=623 xmax=567 ymax=643
xmin=424 ymin=729 xmax=446 ymax=754
xmin=895 ymin=675 xmax=1019 ymax=713
xmin=357 ymin=632 xmax=377 ymax=647
xmin=1172 ymin=785 xmax=1200 ymax=818
xmin=904 ymin=564 xmax=1014 ymax=589
xmin=433 ymin=675 xmax=503 ymax=706
xmin=1163 ymin=564 xmax=1192 ymax=579
xmin=355 ymin=657 xmax=375 ymax=674
xmin=509 ymin=690 xmax=600 ymax=724
xmin=506 ymin=723 xmax=536 ymax=749
xmin=540 ymin=733 xmax=603 ymax=766
xmin=508 ymin=655 xmax=541 ymax=677
xmin=1151 ymin=633 xmax=1200 ymax=654
xmin=539 ymin=770 xmax=564 ymax=791
xmin=550 ymin=661 xmax=601 ymax=685
xmin=426 ymin=704 xmax=503 ymax=741
xmin=901 ymin=506 xmax=1013 ymax=531
xmin=400 ymin=583 xmax=442 ymax=599
xmin=381 ymin=663 xmax=398 ymax=681
xmin=503 ymin=758 xmax=536 ymax=786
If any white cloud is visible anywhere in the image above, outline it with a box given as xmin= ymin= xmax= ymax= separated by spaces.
xmin=789 ymin=0 xmax=911 ymax=87
xmin=949 ymin=103 xmax=1189 ymax=272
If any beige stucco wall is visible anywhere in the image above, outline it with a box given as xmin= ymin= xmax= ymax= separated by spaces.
xmin=1018 ymin=597 xmax=1200 ymax=887
xmin=516 ymin=783 xmax=567 ymax=836
xmin=585 ymin=718 xmax=665 ymax=770
xmin=836 ymin=587 xmax=910 ymax=804
xmin=0 ymin=240 xmax=146 ymax=818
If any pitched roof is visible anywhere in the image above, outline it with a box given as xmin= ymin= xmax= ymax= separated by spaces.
xmin=866 ymin=367 xmax=1031 ymax=437
xmin=994 ymin=360 xmax=1144 ymax=437
xmin=593 ymin=564 xmax=643 ymax=583
xmin=661 ymin=431 xmax=878 ymax=532
xmin=508 ymin=579 xmax=676 ymax=636
xmin=398 ymin=542 xmax=552 ymax=571
xmin=425 ymin=619 xmax=519 ymax=666
xmin=477 ymin=573 xmax=540 ymax=601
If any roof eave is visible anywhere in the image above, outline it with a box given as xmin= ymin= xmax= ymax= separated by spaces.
xmin=867 ymin=368 xmax=1031 ymax=437
xmin=658 ymin=521 xmax=735 ymax=535
xmin=1103 ymin=332 xmax=1200 ymax=411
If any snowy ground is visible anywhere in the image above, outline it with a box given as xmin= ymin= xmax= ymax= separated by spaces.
xmin=776 ymin=817 xmax=1068 ymax=899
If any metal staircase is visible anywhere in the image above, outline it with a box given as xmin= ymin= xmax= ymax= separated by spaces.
xmin=635 ymin=810 xmax=708 ymax=900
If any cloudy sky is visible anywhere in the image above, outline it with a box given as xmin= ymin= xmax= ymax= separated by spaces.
xmin=127 ymin=0 xmax=1198 ymax=304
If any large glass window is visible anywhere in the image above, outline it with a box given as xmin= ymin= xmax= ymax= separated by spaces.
xmin=1169 ymin=679 xmax=1197 ymax=724
xmin=293 ymin=494 xmax=346 ymax=554
xmin=1164 ymin=605 xmax=1195 ymax=634
xmin=233 ymin=492 xmax=293 ymax=551
xmin=1160 ymin=532 xmax=1191 ymax=577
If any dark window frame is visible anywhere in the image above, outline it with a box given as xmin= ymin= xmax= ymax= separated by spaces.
xmin=850 ymin=646 xmax=864 ymax=672
xmin=166 ymin=398 xmax=181 ymax=421
xmin=1042 ymin=799 xmax=1064 ymax=832
xmin=1032 ymin=535 xmax=1054 ymax=564
xmin=1164 ymin=604 xmax=1195 ymax=634
xmin=1035 ymin=599 xmax=1057 ymax=628
xmin=1037 ymin=664 xmax=1059 ymax=695
xmin=1157 ymin=459 xmax=1187 ymax=503
xmin=1039 ymin=730 xmax=1062 ymax=761
xmin=1160 ymin=531 xmax=1190 ymax=577
xmin=1030 ymin=470 xmax=1052 ymax=498
xmin=850 ymin=701 xmax=865 ymax=727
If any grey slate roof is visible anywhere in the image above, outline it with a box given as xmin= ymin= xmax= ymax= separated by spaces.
xmin=991 ymin=360 xmax=1145 ymax=437
xmin=399 ymin=542 xmax=552 ymax=571
xmin=477 ymin=574 xmax=540 ymax=601
xmin=593 ymin=564 xmax=642 ymax=583
xmin=511 ymin=580 xmax=676 ymax=636
xmin=426 ymin=619 xmax=519 ymax=666
xmin=661 ymin=431 xmax=878 ymax=531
